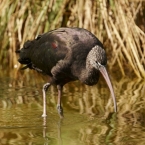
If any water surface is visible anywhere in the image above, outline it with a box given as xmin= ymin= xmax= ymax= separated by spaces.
xmin=0 ymin=71 xmax=145 ymax=145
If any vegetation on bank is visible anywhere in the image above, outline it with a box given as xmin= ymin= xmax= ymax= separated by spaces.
xmin=0 ymin=0 xmax=144 ymax=78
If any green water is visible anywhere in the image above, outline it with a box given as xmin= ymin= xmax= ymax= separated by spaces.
xmin=0 ymin=71 xmax=145 ymax=145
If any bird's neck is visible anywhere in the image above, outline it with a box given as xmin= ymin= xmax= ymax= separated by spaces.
xmin=78 ymin=54 xmax=99 ymax=86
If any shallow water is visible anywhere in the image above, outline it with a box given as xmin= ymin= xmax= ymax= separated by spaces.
xmin=0 ymin=71 xmax=145 ymax=145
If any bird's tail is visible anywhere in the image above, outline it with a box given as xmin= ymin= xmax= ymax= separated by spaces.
xmin=15 ymin=49 xmax=21 ymax=53
xmin=16 ymin=40 xmax=34 ymax=69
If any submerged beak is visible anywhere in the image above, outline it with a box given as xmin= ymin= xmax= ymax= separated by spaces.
xmin=99 ymin=65 xmax=117 ymax=112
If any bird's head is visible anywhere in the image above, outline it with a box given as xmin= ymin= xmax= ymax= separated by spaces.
xmin=87 ymin=45 xmax=117 ymax=112
xmin=87 ymin=45 xmax=107 ymax=69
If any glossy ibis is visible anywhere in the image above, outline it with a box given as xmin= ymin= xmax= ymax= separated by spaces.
xmin=16 ymin=27 xmax=117 ymax=118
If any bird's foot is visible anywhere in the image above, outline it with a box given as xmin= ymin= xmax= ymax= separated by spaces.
xmin=57 ymin=104 xmax=64 ymax=118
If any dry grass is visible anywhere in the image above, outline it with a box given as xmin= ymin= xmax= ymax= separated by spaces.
xmin=0 ymin=0 xmax=145 ymax=78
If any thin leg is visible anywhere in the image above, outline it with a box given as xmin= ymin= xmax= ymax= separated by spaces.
xmin=42 ymin=83 xmax=51 ymax=117
xmin=57 ymin=85 xmax=63 ymax=118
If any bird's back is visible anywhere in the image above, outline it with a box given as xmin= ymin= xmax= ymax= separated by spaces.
xmin=18 ymin=27 xmax=103 ymax=84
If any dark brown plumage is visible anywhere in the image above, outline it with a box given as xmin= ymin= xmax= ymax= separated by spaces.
xmin=16 ymin=27 xmax=117 ymax=118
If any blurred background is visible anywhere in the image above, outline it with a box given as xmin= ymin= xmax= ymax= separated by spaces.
xmin=0 ymin=0 xmax=145 ymax=77
xmin=0 ymin=0 xmax=145 ymax=144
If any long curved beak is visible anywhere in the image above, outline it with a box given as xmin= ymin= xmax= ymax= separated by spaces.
xmin=99 ymin=65 xmax=117 ymax=112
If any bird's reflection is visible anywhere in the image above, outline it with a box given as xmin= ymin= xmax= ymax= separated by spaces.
xmin=42 ymin=117 xmax=63 ymax=145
